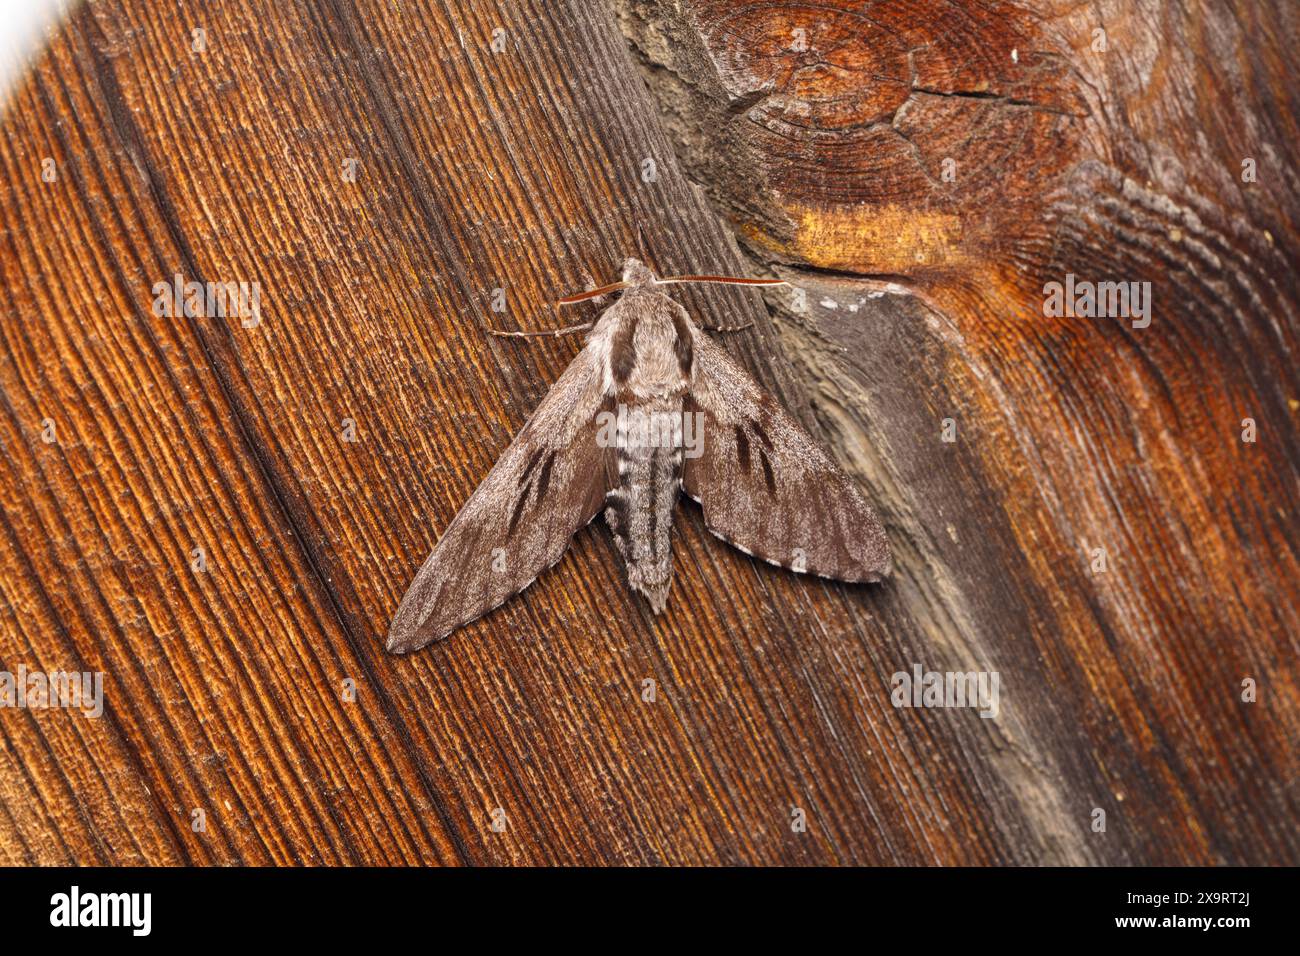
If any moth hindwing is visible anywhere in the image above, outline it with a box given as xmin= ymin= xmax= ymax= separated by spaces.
xmin=387 ymin=258 xmax=889 ymax=653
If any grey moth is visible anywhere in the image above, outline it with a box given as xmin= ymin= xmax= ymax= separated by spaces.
xmin=388 ymin=258 xmax=890 ymax=653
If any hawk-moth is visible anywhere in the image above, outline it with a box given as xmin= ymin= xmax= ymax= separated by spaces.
xmin=387 ymin=258 xmax=890 ymax=653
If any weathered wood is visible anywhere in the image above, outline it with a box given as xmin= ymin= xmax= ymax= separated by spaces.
xmin=0 ymin=0 xmax=1295 ymax=865
xmin=616 ymin=0 xmax=1300 ymax=863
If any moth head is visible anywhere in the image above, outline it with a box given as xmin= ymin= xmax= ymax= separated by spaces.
xmin=621 ymin=258 xmax=656 ymax=287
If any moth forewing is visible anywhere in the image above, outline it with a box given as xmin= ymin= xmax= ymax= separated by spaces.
xmin=386 ymin=339 xmax=614 ymax=654
xmin=682 ymin=331 xmax=891 ymax=582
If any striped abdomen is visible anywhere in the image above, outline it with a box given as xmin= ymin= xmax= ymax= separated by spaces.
xmin=604 ymin=396 xmax=683 ymax=613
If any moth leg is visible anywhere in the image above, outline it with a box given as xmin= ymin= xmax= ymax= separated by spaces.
xmin=700 ymin=321 xmax=754 ymax=333
xmin=487 ymin=321 xmax=594 ymax=339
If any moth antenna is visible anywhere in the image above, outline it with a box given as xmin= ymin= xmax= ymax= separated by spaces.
xmin=487 ymin=321 xmax=594 ymax=338
xmin=654 ymin=274 xmax=789 ymax=289
xmin=555 ymin=280 xmax=629 ymax=306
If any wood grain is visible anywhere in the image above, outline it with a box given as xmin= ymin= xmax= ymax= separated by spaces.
xmin=0 ymin=0 xmax=1295 ymax=864
xmin=617 ymin=0 xmax=1300 ymax=863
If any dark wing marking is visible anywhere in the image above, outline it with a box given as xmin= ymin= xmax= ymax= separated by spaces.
xmin=387 ymin=342 xmax=612 ymax=652
xmin=683 ymin=332 xmax=890 ymax=582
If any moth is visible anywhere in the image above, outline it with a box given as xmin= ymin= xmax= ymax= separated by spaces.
xmin=387 ymin=258 xmax=890 ymax=653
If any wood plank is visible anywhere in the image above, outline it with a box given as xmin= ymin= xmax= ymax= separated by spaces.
xmin=0 ymin=5 xmax=465 ymax=865
xmin=617 ymin=0 xmax=1300 ymax=864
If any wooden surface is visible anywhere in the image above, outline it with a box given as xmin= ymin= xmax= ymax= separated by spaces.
xmin=0 ymin=0 xmax=1296 ymax=865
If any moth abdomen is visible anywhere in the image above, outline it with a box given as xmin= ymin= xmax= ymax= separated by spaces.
xmin=603 ymin=395 xmax=684 ymax=614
